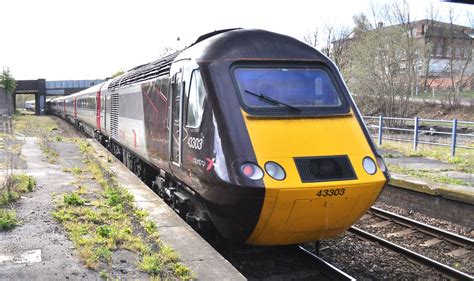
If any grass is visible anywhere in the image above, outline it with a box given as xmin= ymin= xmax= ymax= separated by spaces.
xmin=13 ymin=115 xmax=58 ymax=136
xmin=418 ymin=90 xmax=474 ymax=99
xmin=13 ymin=115 xmax=61 ymax=163
xmin=380 ymin=140 xmax=473 ymax=173
xmin=388 ymin=164 xmax=470 ymax=186
xmin=53 ymin=139 xmax=193 ymax=280
xmin=379 ymin=140 xmax=473 ymax=186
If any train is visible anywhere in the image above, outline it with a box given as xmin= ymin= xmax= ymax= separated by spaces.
xmin=49 ymin=28 xmax=390 ymax=246
xmin=25 ymin=100 xmax=35 ymax=111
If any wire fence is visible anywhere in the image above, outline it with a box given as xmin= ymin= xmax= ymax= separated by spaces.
xmin=363 ymin=115 xmax=474 ymax=156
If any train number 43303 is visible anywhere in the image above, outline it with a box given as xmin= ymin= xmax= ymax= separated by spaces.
xmin=316 ymin=188 xmax=345 ymax=197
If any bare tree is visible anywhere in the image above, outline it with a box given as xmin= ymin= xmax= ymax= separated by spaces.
xmin=303 ymin=28 xmax=319 ymax=49
xmin=346 ymin=4 xmax=425 ymax=118
xmin=420 ymin=4 xmax=440 ymax=92
xmin=303 ymin=24 xmax=351 ymax=72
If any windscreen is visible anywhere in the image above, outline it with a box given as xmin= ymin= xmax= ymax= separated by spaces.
xmin=234 ymin=67 xmax=347 ymax=115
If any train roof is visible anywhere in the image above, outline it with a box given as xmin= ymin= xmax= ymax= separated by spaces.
xmin=107 ymin=29 xmax=327 ymax=91
xmin=182 ymin=28 xmax=327 ymax=62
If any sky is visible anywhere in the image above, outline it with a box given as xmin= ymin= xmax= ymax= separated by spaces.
xmin=0 ymin=0 xmax=472 ymax=80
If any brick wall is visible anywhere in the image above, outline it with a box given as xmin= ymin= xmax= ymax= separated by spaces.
xmin=376 ymin=185 xmax=473 ymax=228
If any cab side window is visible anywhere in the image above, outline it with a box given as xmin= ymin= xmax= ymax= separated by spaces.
xmin=186 ymin=70 xmax=206 ymax=128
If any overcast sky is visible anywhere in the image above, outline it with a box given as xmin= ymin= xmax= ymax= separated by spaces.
xmin=1 ymin=0 xmax=472 ymax=80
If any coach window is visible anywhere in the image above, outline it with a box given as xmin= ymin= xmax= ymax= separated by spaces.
xmin=186 ymin=70 xmax=206 ymax=128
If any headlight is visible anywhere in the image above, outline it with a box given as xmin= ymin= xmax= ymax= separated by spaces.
xmin=363 ymin=157 xmax=377 ymax=175
xmin=241 ymin=162 xmax=264 ymax=180
xmin=376 ymin=156 xmax=387 ymax=173
xmin=265 ymin=162 xmax=286 ymax=180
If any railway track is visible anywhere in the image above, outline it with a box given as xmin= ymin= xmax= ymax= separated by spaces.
xmin=221 ymin=244 xmax=355 ymax=280
xmin=350 ymin=206 xmax=474 ymax=280
xmin=298 ymin=246 xmax=355 ymax=280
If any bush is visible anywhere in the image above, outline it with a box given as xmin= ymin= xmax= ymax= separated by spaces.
xmin=0 ymin=191 xmax=19 ymax=206
xmin=0 ymin=209 xmax=19 ymax=230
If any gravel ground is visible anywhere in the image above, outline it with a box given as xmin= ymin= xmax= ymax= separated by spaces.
xmin=224 ymin=245 xmax=328 ymax=280
xmin=0 ymin=137 xmax=99 ymax=280
xmin=373 ymin=202 xmax=473 ymax=238
xmin=301 ymin=200 xmax=473 ymax=280
xmin=310 ymin=233 xmax=449 ymax=280
xmin=355 ymin=212 xmax=473 ymax=275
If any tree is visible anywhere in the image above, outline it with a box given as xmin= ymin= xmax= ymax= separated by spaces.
xmin=0 ymin=67 xmax=16 ymax=115
xmin=303 ymin=24 xmax=352 ymax=72
xmin=345 ymin=3 xmax=425 ymax=118
xmin=0 ymin=67 xmax=16 ymax=95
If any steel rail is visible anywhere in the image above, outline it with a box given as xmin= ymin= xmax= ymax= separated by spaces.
xmin=348 ymin=226 xmax=474 ymax=280
xmin=298 ymin=246 xmax=356 ymax=281
xmin=369 ymin=207 xmax=474 ymax=248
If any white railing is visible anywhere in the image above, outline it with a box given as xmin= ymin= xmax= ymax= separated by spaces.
xmin=363 ymin=115 xmax=474 ymax=156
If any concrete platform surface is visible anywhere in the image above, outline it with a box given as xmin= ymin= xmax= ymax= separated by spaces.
xmin=88 ymin=140 xmax=245 ymax=281
xmin=381 ymin=149 xmax=473 ymax=205
xmin=390 ymin=173 xmax=474 ymax=205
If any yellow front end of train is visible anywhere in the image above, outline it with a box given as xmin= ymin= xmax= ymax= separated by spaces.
xmin=243 ymin=111 xmax=387 ymax=245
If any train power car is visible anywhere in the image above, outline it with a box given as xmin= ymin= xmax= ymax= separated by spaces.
xmin=50 ymin=29 xmax=389 ymax=245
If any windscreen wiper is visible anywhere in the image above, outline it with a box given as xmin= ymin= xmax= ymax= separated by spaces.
xmin=244 ymin=90 xmax=300 ymax=112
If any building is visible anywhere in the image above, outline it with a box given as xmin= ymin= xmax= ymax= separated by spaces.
xmin=335 ymin=19 xmax=474 ymax=91
xmin=413 ymin=19 xmax=473 ymax=91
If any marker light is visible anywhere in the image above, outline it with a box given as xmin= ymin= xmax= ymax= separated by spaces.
xmin=241 ymin=162 xmax=264 ymax=180
xmin=363 ymin=157 xmax=377 ymax=175
xmin=265 ymin=162 xmax=286 ymax=180
xmin=376 ymin=156 xmax=387 ymax=173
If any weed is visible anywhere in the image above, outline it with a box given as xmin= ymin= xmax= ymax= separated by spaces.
xmin=174 ymin=263 xmax=195 ymax=280
xmin=52 ymin=209 xmax=74 ymax=222
xmin=51 ymin=132 xmax=193 ymax=279
xmin=55 ymin=136 xmax=62 ymax=142
xmin=70 ymin=167 xmax=83 ymax=174
xmin=97 ymin=225 xmax=112 ymax=238
xmin=0 ymin=191 xmax=19 ymax=206
xmin=144 ymin=220 xmax=157 ymax=234
xmin=95 ymin=247 xmax=112 ymax=264
xmin=0 ymin=174 xmax=36 ymax=206
xmin=139 ymin=254 xmax=164 ymax=275
xmin=78 ymin=246 xmax=98 ymax=269
xmin=12 ymin=174 xmax=36 ymax=192
xmin=64 ymin=193 xmax=86 ymax=206
xmin=105 ymin=188 xmax=122 ymax=207
xmin=0 ymin=209 xmax=19 ymax=230
xmin=99 ymin=270 xmax=108 ymax=279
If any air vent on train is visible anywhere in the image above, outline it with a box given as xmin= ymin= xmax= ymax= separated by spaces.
xmin=294 ymin=156 xmax=357 ymax=182
xmin=108 ymin=50 xmax=182 ymax=90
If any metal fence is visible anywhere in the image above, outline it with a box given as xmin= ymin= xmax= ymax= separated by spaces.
xmin=363 ymin=115 xmax=474 ymax=156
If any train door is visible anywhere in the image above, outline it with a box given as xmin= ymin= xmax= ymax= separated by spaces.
xmin=100 ymin=91 xmax=106 ymax=133
xmin=96 ymin=91 xmax=101 ymax=131
xmin=73 ymin=97 xmax=77 ymax=119
xmin=169 ymin=69 xmax=184 ymax=166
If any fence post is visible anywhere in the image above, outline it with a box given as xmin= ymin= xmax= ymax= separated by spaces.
xmin=413 ymin=116 xmax=419 ymax=151
xmin=451 ymin=118 xmax=457 ymax=156
xmin=378 ymin=115 xmax=383 ymax=146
